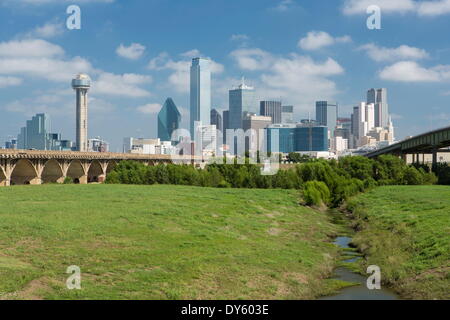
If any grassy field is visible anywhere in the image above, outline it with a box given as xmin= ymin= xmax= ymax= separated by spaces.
xmin=0 ymin=184 xmax=342 ymax=300
xmin=348 ymin=186 xmax=450 ymax=300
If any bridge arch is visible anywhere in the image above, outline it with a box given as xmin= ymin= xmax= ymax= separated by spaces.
xmin=41 ymin=160 xmax=64 ymax=184
xmin=88 ymin=160 xmax=104 ymax=183
xmin=0 ymin=166 xmax=7 ymax=186
xmin=10 ymin=159 xmax=39 ymax=185
xmin=67 ymin=160 xmax=86 ymax=184
xmin=106 ymin=161 xmax=117 ymax=174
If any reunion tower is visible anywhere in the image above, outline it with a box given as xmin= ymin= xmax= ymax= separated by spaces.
xmin=72 ymin=73 xmax=91 ymax=152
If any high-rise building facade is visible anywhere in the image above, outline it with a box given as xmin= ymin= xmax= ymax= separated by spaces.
xmin=88 ymin=137 xmax=110 ymax=152
xmin=17 ymin=113 xmax=69 ymax=151
xmin=190 ymin=58 xmax=211 ymax=137
xmin=229 ymin=79 xmax=256 ymax=130
xmin=260 ymin=101 xmax=282 ymax=124
xmin=158 ymin=98 xmax=181 ymax=142
xmin=210 ymin=108 xmax=223 ymax=133
xmin=4 ymin=139 xmax=17 ymax=150
xmin=367 ymin=88 xmax=389 ymax=128
xmin=350 ymin=99 xmax=393 ymax=148
xmin=242 ymin=114 xmax=272 ymax=152
xmin=72 ymin=73 xmax=91 ymax=152
xmin=266 ymin=123 xmax=328 ymax=153
xmin=281 ymin=105 xmax=294 ymax=123
xmin=222 ymin=110 xmax=230 ymax=144
xmin=315 ymin=101 xmax=338 ymax=137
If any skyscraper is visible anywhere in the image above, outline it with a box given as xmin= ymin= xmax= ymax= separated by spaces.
xmin=158 ymin=98 xmax=181 ymax=142
xmin=281 ymin=105 xmax=294 ymax=123
xmin=17 ymin=113 xmax=50 ymax=150
xmin=222 ymin=110 xmax=229 ymax=132
xmin=315 ymin=101 xmax=338 ymax=138
xmin=222 ymin=110 xmax=229 ymax=144
xmin=17 ymin=113 xmax=68 ymax=150
xmin=190 ymin=57 xmax=211 ymax=137
xmin=229 ymin=78 xmax=256 ymax=130
xmin=210 ymin=108 xmax=223 ymax=133
xmin=260 ymin=101 xmax=282 ymax=124
xmin=72 ymin=73 xmax=91 ymax=152
xmin=367 ymin=88 xmax=389 ymax=128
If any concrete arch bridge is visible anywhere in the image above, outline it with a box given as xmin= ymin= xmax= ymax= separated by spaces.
xmin=0 ymin=150 xmax=193 ymax=186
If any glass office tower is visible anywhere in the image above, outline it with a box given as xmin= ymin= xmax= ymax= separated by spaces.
xmin=367 ymin=88 xmax=389 ymax=128
xmin=210 ymin=108 xmax=223 ymax=133
xmin=260 ymin=101 xmax=282 ymax=124
xmin=190 ymin=57 xmax=211 ymax=137
xmin=158 ymin=98 xmax=181 ymax=142
xmin=229 ymin=79 xmax=256 ymax=130
xmin=315 ymin=101 xmax=338 ymax=138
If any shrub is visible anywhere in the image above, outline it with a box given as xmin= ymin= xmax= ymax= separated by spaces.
xmin=403 ymin=166 xmax=424 ymax=185
xmin=303 ymin=181 xmax=330 ymax=206
xmin=63 ymin=176 xmax=74 ymax=184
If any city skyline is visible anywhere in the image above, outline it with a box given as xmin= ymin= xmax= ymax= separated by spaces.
xmin=0 ymin=0 xmax=450 ymax=150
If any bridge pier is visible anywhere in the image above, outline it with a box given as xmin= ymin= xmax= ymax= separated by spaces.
xmin=432 ymin=149 xmax=438 ymax=172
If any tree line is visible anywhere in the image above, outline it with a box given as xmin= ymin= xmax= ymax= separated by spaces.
xmin=106 ymin=155 xmax=441 ymax=207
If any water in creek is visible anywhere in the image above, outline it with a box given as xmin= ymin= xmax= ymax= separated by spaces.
xmin=321 ymin=236 xmax=400 ymax=300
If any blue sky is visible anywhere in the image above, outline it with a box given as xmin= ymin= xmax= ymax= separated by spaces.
xmin=0 ymin=0 xmax=449 ymax=151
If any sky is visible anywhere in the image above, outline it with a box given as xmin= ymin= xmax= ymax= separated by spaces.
xmin=0 ymin=0 xmax=449 ymax=151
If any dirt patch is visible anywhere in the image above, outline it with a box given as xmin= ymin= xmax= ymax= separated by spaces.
xmin=16 ymin=277 xmax=52 ymax=300
xmin=284 ymin=272 xmax=308 ymax=284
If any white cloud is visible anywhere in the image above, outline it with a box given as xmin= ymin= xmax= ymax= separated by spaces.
xmin=230 ymin=48 xmax=344 ymax=114
xmin=417 ymin=0 xmax=450 ymax=16
xmin=93 ymin=72 xmax=152 ymax=97
xmin=116 ymin=43 xmax=146 ymax=60
xmin=89 ymin=96 xmax=115 ymax=113
xmin=148 ymin=51 xmax=224 ymax=93
xmin=342 ymin=0 xmax=416 ymax=15
xmin=343 ymin=0 xmax=450 ymax=17
xmin=136 ymin=103 xmax=161 ymax=114
xmin=379 ymin=61 xmax=450 ymax=82
xmin=0 ymin=40 xmax=92 ymax=83
xmin=359 ymin=43 xmax=429 ymax=62
xmin=0 ymin=76 xmax=23 ymax=88
xmin=271 ymin=0 xmax=296 ymax=12
xmin=22 ymin=21 xmax=64 ymax=39
xmin=298 ymin=31 xmax=351 ymax=51
xmin=231 ymin=34 xmax=250 ymax=41
xmin=180 ymin=49 xmax=201 ymax=58
xmin=229 ymin=48 xmax=274 ymax=71
xmin=0 ymin=56 xmax=93 ymax=82
xmin=0 ymin=39 xmax=64 ymax=57
xmin=0 ymin=38 xmax=152 ymax=98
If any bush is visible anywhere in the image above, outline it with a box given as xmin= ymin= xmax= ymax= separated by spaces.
xmin=436 ymin=164 xmax=450 ymax=185
xmin=63 ymin=176 xmax=74 ymax=184
xmin=403 ymin=166 xmax=424 ymax=185
xmin=303 ymin=181 xmax=330 ymax=206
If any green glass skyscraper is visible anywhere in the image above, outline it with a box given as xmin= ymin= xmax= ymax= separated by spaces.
xmin=158 ymin=98 xmax=181 ymax=142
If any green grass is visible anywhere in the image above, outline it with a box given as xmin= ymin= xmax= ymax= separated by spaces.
xmin=348 ymin=185 xmax=450 ymax=299
xmin=0 ymin=184 xmax=341 ymax=300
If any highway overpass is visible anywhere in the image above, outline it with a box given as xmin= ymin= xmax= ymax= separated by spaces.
xmin=365 ymin=125 xmax=450 ymax=169
xmin=0 ymin=150 xmax=196 ymax=186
